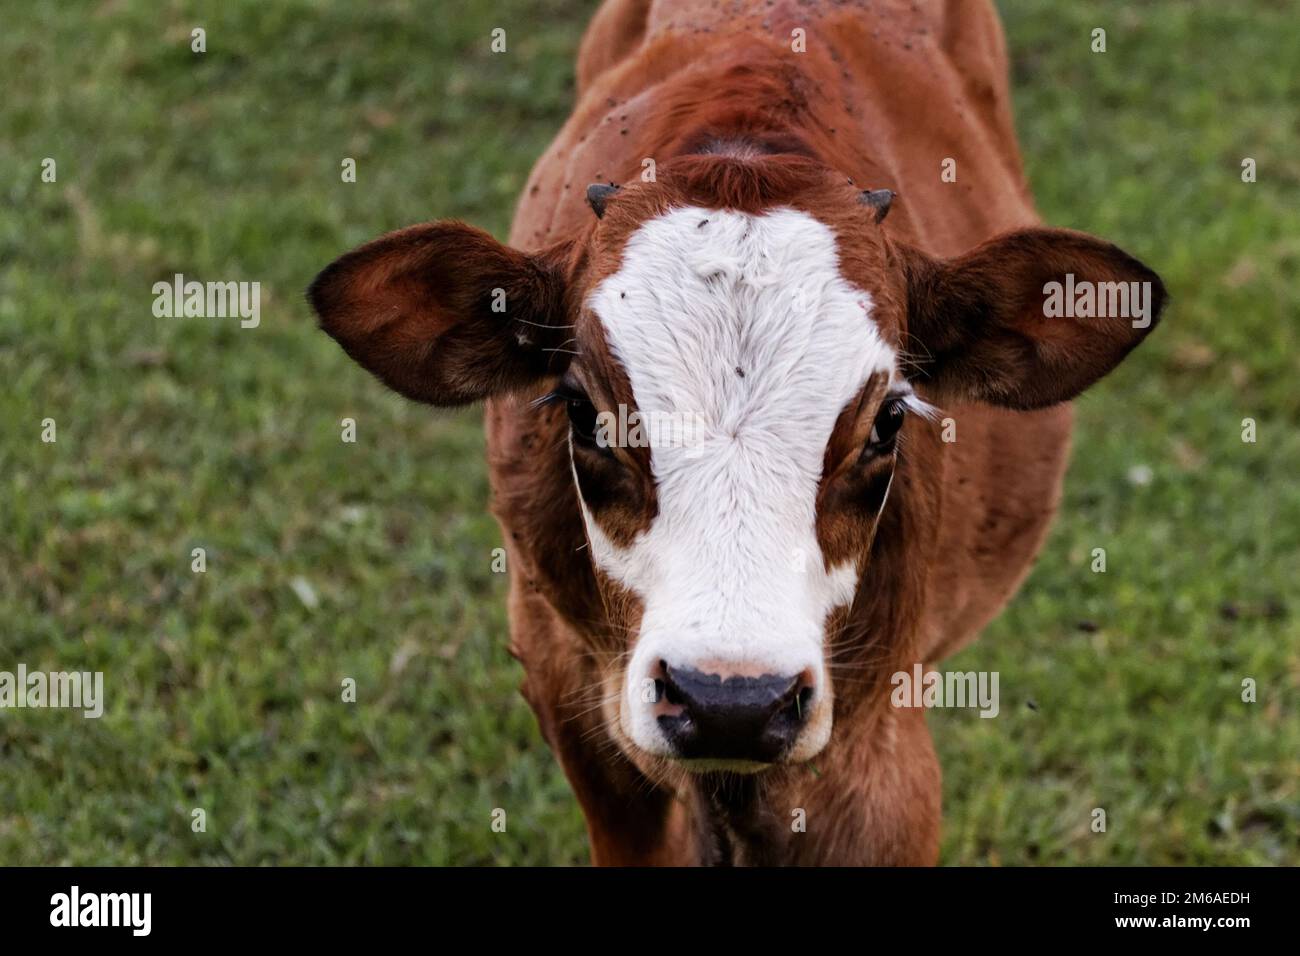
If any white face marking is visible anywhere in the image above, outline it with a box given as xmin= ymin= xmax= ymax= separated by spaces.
xmin=582 ymin=206 xmax=896 ymax=761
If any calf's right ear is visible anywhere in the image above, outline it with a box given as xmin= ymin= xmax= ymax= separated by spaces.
xmin=307 ymin=222 xmax=574 ymax=406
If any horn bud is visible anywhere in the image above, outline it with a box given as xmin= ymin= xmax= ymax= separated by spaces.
xmin=860 ymin=188 xmax=896 ymax=224
xmin=586 ymin=183 xmax=621 ymax=218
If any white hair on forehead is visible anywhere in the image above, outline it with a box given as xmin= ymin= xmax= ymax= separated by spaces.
xmin=607 ymin=211 xmax=885 ymax=437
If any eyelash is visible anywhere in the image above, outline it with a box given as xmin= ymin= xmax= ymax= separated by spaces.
xmin=532 ymin=385 xmax=580 ymax=409
xmin=535 ymin=384 xmax=604 ymax=448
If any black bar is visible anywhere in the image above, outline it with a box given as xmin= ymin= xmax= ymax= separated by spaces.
xmin=0 ymin=866 xmax=1286 ymax=941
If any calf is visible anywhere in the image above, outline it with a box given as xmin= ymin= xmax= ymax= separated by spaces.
xmin=309 ymin=0 xmax=1165 ymax=865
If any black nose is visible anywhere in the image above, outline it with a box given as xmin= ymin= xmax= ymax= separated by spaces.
xmin=657 ymin=664 xmax=812 ymax=763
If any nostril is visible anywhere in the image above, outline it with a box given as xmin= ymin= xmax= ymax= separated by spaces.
xmin=790 ymin=668 xmax=817 ymax=720
xmin=793 ymin=685 xmax=815 ymax=721
xmin=659 ymin=660 xmax=687 ymax=706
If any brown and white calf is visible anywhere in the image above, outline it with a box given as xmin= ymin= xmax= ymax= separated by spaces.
xmin=309 ymin=0 xmax=1165 ymax=865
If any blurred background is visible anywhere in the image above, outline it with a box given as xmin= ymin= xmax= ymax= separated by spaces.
xmin=1 ymin=0 xmax=1296 ymax=864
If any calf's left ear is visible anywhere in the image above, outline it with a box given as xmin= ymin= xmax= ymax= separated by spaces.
xmin=308 ymin=222 xmax=574 ymax=406
xmin=898 ymin=228 xmax=1166 ymax=410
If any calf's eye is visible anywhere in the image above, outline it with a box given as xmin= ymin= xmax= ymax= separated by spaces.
xmin=868 ymin=398 xmax=906 ymax=449
xmin=566 ymin=391 xmax=600 ymax=445
xmin=534 ymin=381 xmax=604 ymax=448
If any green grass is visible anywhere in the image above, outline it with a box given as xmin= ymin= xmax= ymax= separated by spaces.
xmin=0 ymin=0 xmax=1295 ymax=865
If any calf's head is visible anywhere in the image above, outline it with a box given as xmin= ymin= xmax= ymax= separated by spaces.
xmin=309 ymin=157 xmax=1164 ymax=773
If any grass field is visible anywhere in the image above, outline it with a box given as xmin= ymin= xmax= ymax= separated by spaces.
xmin=1 ymin=0 xmax=1296 ymax=865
